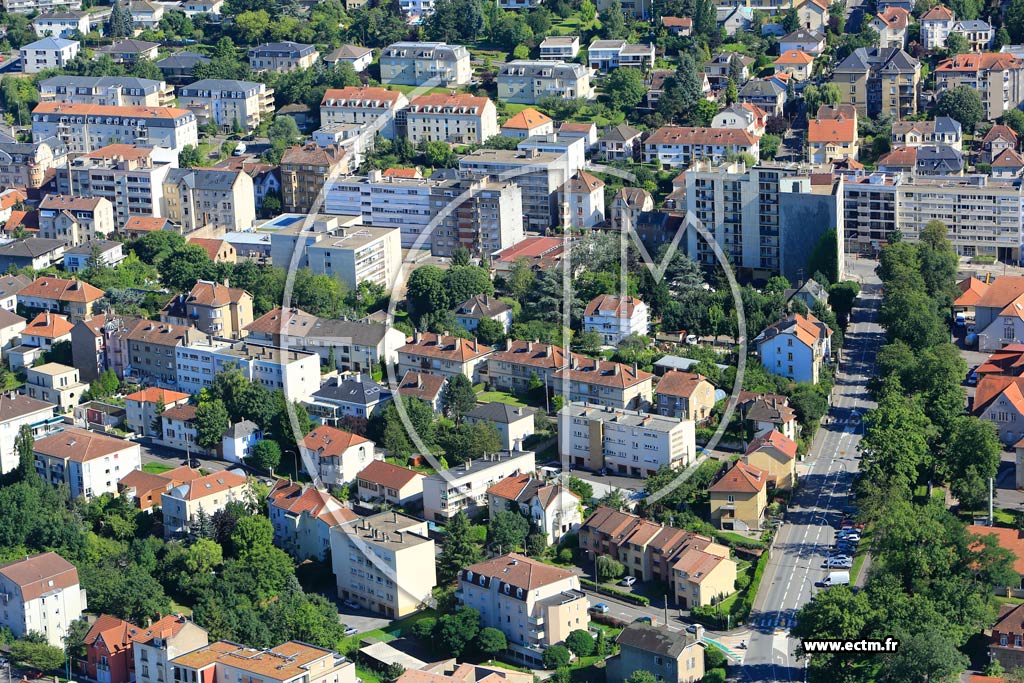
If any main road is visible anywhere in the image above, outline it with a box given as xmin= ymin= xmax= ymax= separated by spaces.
xmin=738 ymin=257 xmax=885 ymax=682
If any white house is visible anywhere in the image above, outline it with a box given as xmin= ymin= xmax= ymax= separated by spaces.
xmin=33 ymin=427 xmax=142 ymax=499
xmin=301 ymin=425 xmax=379 ymax=488
xmin=453 ymin=294 xmax=512 ymax=333
xmin=583 ymin=294 xmax=649 ymax=345
xmin=464 ymin=403 xmax=535 ymax=452
xmin=0 ymin=394 xmax=59 ymax=475
xmin=561 ymin=170 xmax=605 ymax=229
xmin=487 ymin=474 xmax=582 ymax=544
xmin=222 ymin=420 xmax=262 ymax=464
xmin=21 ymin=37 xmax=79 ymax=73
xmin=754 ymin=312 xmax=832 ymax=384
xmin=0 ymin=552 xmax=84 ymax=647
xmin=921 ymin=4 xmax=956 ymax=49
xmin=32 ymin=11 xmax=89 ymax=37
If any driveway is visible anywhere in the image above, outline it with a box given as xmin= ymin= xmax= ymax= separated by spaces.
xmin=137 ymin=439 xmax=233 ymax=473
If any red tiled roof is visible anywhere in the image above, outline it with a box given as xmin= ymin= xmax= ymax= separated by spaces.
xmin=492 ymin=236 xmax=566 ymax=263
xmin=33 ymin=102 xmax=192 ymax=119
xmin=408 ymin=93 xmax=492 ymax=115
xmin=399 ymin=332 xmax=493 ymax=362
xmin=584 ymin=293 xmax=642 ymax=317
xmin=382 ymin=167 xmax=421 ymax=178
xmin=396 ymin=370 xmax=446 ymax=401
xmin=645 ymin=126 xmax=758 ymax=147
xmin=878 ymin=145 xmax=917 ymax=167
xmin=807 ymin=115 xmax=857 ymax=143
xmin=357 ymin=460 xmax=424 ymax=489
xmin=125 ymin=387 xmax=191 ymax=405
xmin=875 ymin=6 xmax=910 ymax=29
xmin=487 ymin=473 xmax=533 ymax=501
xmin=975 ymin=276 xmax=1024 ymax=310
xmin=464 ymin=553 xmax=575 ymax=591
xmin=661 ymin=16 xmax=692 ymax=27
xmin=921 ymin=4 xmax=954 ymax=20
xmin=20 ymin=276 xmax=104 ymax=303
xmin=974 ymin=375 xmax=1024 ymax=415
xmin=25 ymin=311 xmax=73 ymax=339
xmin=967 ymin=524 xmax=1024 ymax=576
xmin=709 ymin=461 xmax=767 ymax=493
xmin=955 ymin=276 xmax=990 ymax=306
xmin=554 ymin=355 xmax=653 ymax=388
xmin=937 ymin=53 xmax=1023 ymax=73
xmin=503 ymin=108 xmax=552 ymax=130
xmin=320 ymin=86 xmax=405 ymax=108
xmin=303 ymin=425 xmax=370 ymax=458
xmin=745 ymin=428 xmax=798 ymax=460
xmin=985 ymin=125 xmax=1019 ymax=145
xmin=84 ymin=615 xmax=141 ymax=652
xmin=774 ymin=49 xmax=814 ymax=65
xmin=656 ymin=371 xmax=711 ymax=399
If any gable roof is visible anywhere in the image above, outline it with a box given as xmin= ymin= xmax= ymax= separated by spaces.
xmin=84 ymin=615 xmax=141 ymax=653
xmin=303 ymin=425 xmax=370 ymax=458
xmin=356 ymin=460 xmax=424 ymax=490
xmin=745 ymin=428 xmax=798 ymax=460
xmin=0 ymin=552 xmax=79 ymax=601
xmin=125 ymin=387 xmax=191 ymax=405
xmin=615 ymin=622 xmax=697 ymax=658
xmin=466 ymin=402 xmax=531 ymax=424
xmin=966 ymin=524 xmax=1024 ymax=576
xmin=873 ymin=6 xmax=911 ymax=29
xmin=709 ymin=461 xmax=767 ymax=493
xmin=396 ymin=370 xmax=446 ymax=402
xmin=985 ymin=125 xmax=1019 ymax=145
xmin=168 ymin=470 xmax=247 ymax=502
xmin=993 ymin=148 xmax=1024 ymax=169
xmin=974 ymin=375 xmax=1024 ymax=415
xmin=975 ymin=276 xmax=1024 ymax=310
xmin=398 ymin=332 xmax=493 ymax=362
xmin=921 ymin=4 xmax=954 ymax=20
xmin=656 ymin=370 xmax=711 ymax=399
xmin=774 ymin=49 xmax=814 ymax=65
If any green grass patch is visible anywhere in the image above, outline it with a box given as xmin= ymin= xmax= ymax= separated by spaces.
xmin=387 ymin=608 xmax=440 ymax=637
xmin=483 ymin=660 xmax=531 ymax=672
xmin=714 ymin=531 xmax=767 ymax=549
xmin=355 ymin=666 xmax=382 ymax=683
xmin=850 ymin=525 xmax=873 ymax=585
xmin=386 ymin=83 xmax=459 ymax=96
xmin=475 ymin=390 xmax=527 ymax=407
xmin=142 ymin=462 xmax=174 ymax=474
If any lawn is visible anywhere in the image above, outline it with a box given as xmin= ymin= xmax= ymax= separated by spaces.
xmin=355 ymin=666 xmax=382 ymax=683
xmin=475 ymin=390 xmax=527 ymax=407
xmin=386 ymin=83 xmax=460 ymax=96
xmin=550 ymin=15 xmax=583 ymax=34
xmin=715 ymin=531 xmax=766 ymax=549
xmin=850 ymin=525 xmax=873 ymax=585
xmin=142 ymin=462 xmax=174 ymax=474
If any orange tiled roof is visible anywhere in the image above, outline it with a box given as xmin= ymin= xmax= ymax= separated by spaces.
xmin=25 ymin=311 xmax=73 ymax=339
xmin=408 ymin=93 xmax=492 ymax=115
xmin=502 ymin=108 xmax=552 ymax=130
xmin=33 ymin=102 xmax=192 ymax=119
xmin=709 ymin=461 xmax=767 ymax=493
xmin=554 ymin=355 xmax=653 ymax=389
xmin=774 ymin=49 xmax=814 ymax=65
xmin=399 ymin=332 xmax=493 ymax=362
xmin=125 ymin=387 xmax=191 ymax=405
xmin=646 ymin=126 xmax=758 ymax=147
xmin=656 ymin=370 xmax=711 ymax=399
xmin=20 ymin=276 xmax=104 ymax=303
xmin=303 ymin=425 xmax=370 ymax=458
xmin=584 ymin=293 xmax=641 ymax=317
xmin=745 ymin=428 xmax=798 ymax=460
xmin=463 ymin=553 xmax=576 ymax=591
xmin=921 ymin=4 xmax=954 ymax=20
xmin=937 ymin=53 xmax=1023 ymax=73
xmin=84 ymin=615 xmax=141 ymax=652
xmin=357 ymin=460 xmax=424 ymax=489
xmin=808 ymin=115 xmax=857 ymax=143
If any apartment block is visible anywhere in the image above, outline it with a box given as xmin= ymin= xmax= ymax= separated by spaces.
xmin=20 ymin=37 xmax=78 ymax=73
xmin=0 ymin=553 xmax=84 ymax=647
xmin=161 ymin=469 xmax=248 ymax=537
xmin=268 ymin=480 xmax=356 ymax=562
xmin=177 ymin=79 xmax=275 ymax=132
xmin=247 ymin=41 xmax=319 ymax=73
xmin=133 ymin=615 xmax=209 ymax=683
xmin=397 ymin=332 xmax=494 ymax=383
xmin=4 ymin=0 xmax=81 ymax=12
xmin=644 ymin=127 xmax=760 ymax=168
xmin=558 ymin=402 xmax=694 ymax=477
xmin=432 ymin=180 xmax=524 ymax=257
xmin=0 ymin=394 xmax=60 ymax=475
xmin=320 ymin=86 xmax=409 ymax=139
xmin=486 ymin=340 xmax=569 ymax=393
xmin=280 ymin=144 xmax=350 ymax=214
xmin=34 ymin=427 xmax=142 ymax=499
xmin=38 ymin=76 xmax=174 ymax=107
xmin=588 ymin=40 xmax=655 ymax=72
xmin=23 ymin=362 xmax=87 ymax=412
xmin=160 ymin=280 xmax=253 ymax=339
xmin=125 ymin=320 xmax=192 ymax=386
xmin=935 ymin=52 xmax=1024 ymax=120
xmin=329 ymin=512 xmax=436 ymax=618
xmin=379 ymin=42 xmax=471 ymax=87
xmin=423 ymin=449 xmax=536 ymax=522
xmin=831 ymin=47 xmax=920 ymax=118
xmin=459 ymin=148 xmax=567 ymax=231
xmin=405 ymin=93 xmax=498 ymax=145
xmin=162 ymin=168 xmax=255 ymax=232
xmin=497 ymin=61 xmax=593 ymax=104
xmin=32 ymin=103 xmax=198 ymax=155
xmin=0 ymin=137 xmax=67 ymax=189
xmin=170 ymin=641 xmax=355 ymax=683
xmin=302 ymin=424 xmax=378 ymax=488
xmin=37 ymin=194 xmax=115 ymax=246
xmin=175 ymin=339 xmax=320 ymax=401
xmin=553 ymin=356 xmax=653 ymax=411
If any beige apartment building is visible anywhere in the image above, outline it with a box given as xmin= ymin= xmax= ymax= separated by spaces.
xmin=458 ymin=554 xmax=589 ymax=665
xmin=379 ymin=42 xmax=472 ymax=87
xmin=397 ymin=332 xmax=494 ymax=383
xmin=161 ymin=469 xmax=248 ymax=537
xmin=133 ymin=615 xmax=209 ymax=683
xmin=320 ymin=86 xmax=409 ymax=139
xmin=247 ymin=42 xmax=319 ymax=73
xmin=405 ymin=93 xmax=499 ymax=145
xmin=37 ymin=194 xmax=115 ymax=246
xmin=177 ymin=79 xmax=275 ymax=132
xmin=831 ymin=46 xmax=919 ymax=118
xmin=935 ymin=52 xmax=1024 ymax=120
xmin=497 ymin=60 xmax=593 ymax=104
xmin=159 ymin=280 xmax=253 ymax=340
xmin=37 ymin=75 xmax=174 ymax=107
xmin=23 ymin=362 xmax=86 ymax=412
xmin=0 ymin=138 xmax=66 ymax=190
xmin=330 ymin=511 xmax=436 ymax=618
xmin=709 ymin=461 xmax=769 ymax=530
xmin=486 ymin=340 xmax=570 ymax=394
xmin=552 ymin=356 xmax=654 ymax=410
xmin=281 ymin=144 xmax=350 ymax=214
xmin=162 ymin=168 xmax=255 ymax=233
xmin=170 ymin=641 xmax=355 ymax=683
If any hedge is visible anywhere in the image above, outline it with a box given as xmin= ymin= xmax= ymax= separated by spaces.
xmin=579 ymin=578 xmax=651 ymax=606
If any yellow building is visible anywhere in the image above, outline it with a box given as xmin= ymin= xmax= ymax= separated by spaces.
xmin=709 ymin=461 xmax=768 ymax=531
xmin=743 ymin=429 xmax=798 ymax=490
xmin=672 ymin=546 xmax=738 ymax=608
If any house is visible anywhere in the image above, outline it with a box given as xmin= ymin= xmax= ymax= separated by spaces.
xmin=780 ymin=28 xmax=826 ymax=54
xmin=93 ymin=39 xmax=159 ymax=64
xmin=0 ymin=394 xmax=60 ymax=476
xmin=22 ymin=362 xmax=87 ymax=412
xmin=405 ymin=93 xmax=499 ymax=145
xmin=0 ymin=274 xmax=30 ymax=313
xmin=983 ymin=125 xmax=1018 ymax=163
xmin=558 ymin=121 xmax=598 ymax=148
xmin=807 ymin=113 xmax=858 ymax=164
xmin=704 ymin=52 xmax=753 ymax=89
xmin=397 ymin=332 xmax=494 ymax=383
xmin=396 ymin=370 xmax=447 ymax=413
xmin=553 ymin=357 xmax=654 ymax=410
xmin=187 ymin=238 xmax=236 ymax=264
xmin=773 ymin=49 xmax=815 ymax=81
xmin=247 ymin=41 xmax=319 ymax=73
xmin=606 ymin=623 xmax=704 ymax=683
xmin=356 ymin=460 xmax=425 ymax=507
xmin=423 ymin=449 xmax=536 ymax=522
xmin=583 ymin=294 xmax=649 ymax=345
xmin=738 ymin=79 xmax=787 ymax=116
xmin=320 ymin=87 xmax=409 ymax=141
xmin=646 ymin=69 xmax=711 ymax=109
xmin=743 ymin=428 xmax=798 ymax=489
xmin=181 ymin=0 xmax=222 ymax=16
xmin=741 ymin=392 xmax=799 ymax=440
xmin=953 ymin=20 xmax=993 ymax=51
xmin=974 ymin=376 xmax=1024 ymax=442
xmin=330 ymin=511 xmax=436 ymax=618
xmin=796 ymin=0 xmax=829 ymax=31
xmin=38 ymin=193 xmax=116 ymax=247
xmin=129 ymin=0 xmax=164 ymax=29
xmin=915 ymin=144 xmax=964 ymax=175
xmin=868 ymin=7 xmax=911 ymax=49
xmin=716 ymin=6 xmax=752 ymax=35
xmin=711 ymin=103 xmax=768 ymax=136
xmin=458 ymin=554 xmax=589 ymax=664
xmin=990 ymin=603 xmax=1024 ymax=670
xmin=877 ymin=145 xmax=918 ymax=173
xmin=992 ymin=148 xmax=1024 ymax=177
xmin=159 ymin=280 xmax=253 ymax=339
xmin=490 ymin=236 xmax=568 ymax=276
xmin=486 ymin=474 xmax=582 ymax=544
xmin=0 ymin=552 xmax=84 ymax=647
xmin=83 ymin=615 xmax=140 ymax=683
xmin=612 ymin=187 xmax=655 ymax=228
xmin=465 ymin=403 xmax=535 ymax=451
xmin=169 ymin=641 xmax=355 ymax=683
xmin=955 ymin=276 xmax=991 ymax=322
xmin=0 ymin=239 xmax=65 ymax=272
xmin=323 ymin=45 xmax=373 ymax=72
xmin=497 ymin=61 xmax=593 ymax=104
xmin=644 ymin=126 xmax=760 ymax=168
xmin=588 ymin=40 xmax=656 ymax=72
xmin=20 ymin=37 xmax=78 ymax=73
xmin=132 ymin=615 xmax=209 ymax=683
xmin=754 ymin=312 xmax=833 ymax=384
xmin=832 ymin=47 xmax=920 ymax=118
xmin=560 ymin=170 xmax=605 ymax=229
xmin=935 ymin=53 xmax=1024 ymax=120
xmin=654 ymin=371 xmax=716 ymax=422
xmin=64 ymin=240 xmax=124 ymax=273
xmin=0 ymin=138 xmax=66 ymax=190
xmin=379 ymin=42 xmax=472 ymax=87
xmin=267 ymin=480 xmax=355 ymax=561
xmin=302 ymin=424 xmax=378 ymax=488
xmin=500 ymin=108 xmax=554 ymax=139
xmin=662 ymin=16 xmax=692 ymax=35
xmin=453 ymin=294 xmax=512 ymax=333
xmin=161 ymin=469 xmax=248 ymax=537
xmin=117 ymin=465 xmax=200 ymax=511
xmin=891 ymin=116 xmax=962 ymax=149
xmin=539 ymin=35 xmax=580 ymax=60
xmin=159 ymin=405 xmax=202 ymax=455
xmin=21 ymin=312 xmax=73 ymax=350
xmin=0 ymin=308 xmax=26 ymax=350
xmin=304 ymin=374 xmax=392 ymax=425
xmin=34 ymin=427 xmax=142 ymax=499
xmin=921 ymin=4 xmax=956 ymax=49
xmin=156 ymin=51 xmax=211 ymax=82
xmin=600 ymin=123 xmax=642 ymax=162
xmin=177 ymin=79 xmax=275 ymax=133
xmin=221 ymin=420 xmax=261 ymax=464
xmin=966 ymin=524 xmax=1024 ymax=592
xmin=125 ymin=388 xmax=189 ymax=437
xmin=709 ymin=460 xmax=768 ymax=530
xmin=32 ymin=10 xmax=90 ymax=37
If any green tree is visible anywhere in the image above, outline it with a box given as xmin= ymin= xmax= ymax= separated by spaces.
xmin=760 ymin=133 xmax=781 ymax=160
xmin=15 ymin=424 xmax=36 ymax=484
xmin=160 ymin=243 xmax=214 ymax=292
xmin=542 ymin=644 xmax=572 ymax=669
xmin=567 ymin=476 xmax=593 ymax=501
xmin=806 ymin=229 xmax=839 ymax=286
xmin=230 ymin=515 xmax=274 ymax=557
xmin=107 ymin=2 xmax=134 ymax=37
xmin=580 ymin=0 xmax=596 ymax=22
xmin=944 ymin=30 xmax=969 ymax=54
xmin=475 ymin=627 xmax=507 ymax=658
xmin=598 ymin=0 xmax=626 ymax=38
xmin=525 ymin=531 xmax=546 ymax=557
xmin=407 ymin=265 xmax=449 ymax=321
xmin=857 ymin=378 xmax=931 ymax=503
xmin=604 ymin=67 xmax=647 ymax=112
xmin=474 ymin=317 xmax=506 ymax=346
xmin=10 ymin=640 xmax=66 ymax=671
xmin=178 ymin=145 xmax=203 ymax=168
xmin=934 ymin=85 xmax=985 ymax=133
xmin=1004 ymin=108 xmax=1024 ymax=137
xmin=917 ymin=219 xmax=960 ymax=309
xmin=946 ymin=416 xmax=1001 ymax=511
xmin=627 ymin=673 xmax=657 ymax=683
xmin=195 ymin=399 xmax=229 ymax=451
xmin=382 ymin=395 xmax=437 ymax=456
xmin=248 ymin=439 xmax=281 ymax=473
xmin=183 ymin=538 xmax=223 ymax=574
xmin=445 ymin=266 xmax=494 ymax=305
xmin=565 ymin=629 xmax=595 ymax=657
xmin=596 ymin=555 xmax=625 ymax=581
xmin=488 ymin=510 xmax=529 ymax=551
xmin=442 ymin=374 xmax=477 ymax=424
xmin=438 ymin=511 xmax=481 ymax=583
xmin=268 ymin=116 xmax=301 ymax=147
xmin=435 ymin=606 xmax=481 ymax=658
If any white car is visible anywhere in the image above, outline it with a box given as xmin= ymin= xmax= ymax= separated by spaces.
xmin=620 ymin=576 xmax=637 ymax=587
xmin=825 ymin=556 xmax=852 ymax=569
xmin=685 ymin=334 xmax=699 ymax=345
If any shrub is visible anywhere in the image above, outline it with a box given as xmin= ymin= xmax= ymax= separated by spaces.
xmin=565 ymin=629 xmax=595 ymax=657
xmin=557 ymin=548 xmax=574 ymax=564
xmin=542 ymin=645 xmax=572 ymax=669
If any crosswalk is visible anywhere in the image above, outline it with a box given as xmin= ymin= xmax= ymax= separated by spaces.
xmin=754 ymin=615 xmax=798 ymax=632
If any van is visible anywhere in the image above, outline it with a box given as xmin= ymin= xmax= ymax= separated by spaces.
xmin=233 ymin=143 xmax=247 ymax=156
xmin=820 ymin=571 xmax=850 ymax=587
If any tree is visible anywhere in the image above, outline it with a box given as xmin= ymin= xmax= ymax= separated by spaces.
xmin=488 ymin=510 xmax=529 ymax=552
xmin=782 ymin=6 xmax=800 ymax=31
xmin=596 ymin=555 xmax=625 ymax=581
xmin=525 ymin=532 xmax=547 ymax=557
xmin=248 ymin=439 xmax=281 ymax=473
xmin=935 ymin=85 xmax=985 ymax=133
xmin=598 ymin=0 xmax=626 ymax=38
xmin=435 ymin=606 xmax=481 ymax=658
xmin=857 ymin=379 xmax=931 ymax=503
xmin=15 ymin=424 xmax=35 ymax=484
xmin=382 ymin=395 xmax=437 ymax=456
xmin=627 ymin=673 xmax=657 ymax=683
xmin=476 ymin=627 xmax=507 ymax=658
xmin=10 ymin=640 xmax=66 ymax=671
xmin=407 ymin=265 xmax=449 ymax=321
xmin=441 ymin=374 xmax=476 ymax=424
xmin=230 ymin=515 xmax=274 ymax=557
xmin=944 ymin=31 xmax=969 ymax=55
xmin=178 ymin=145 xmax=203 ymax=168
xmin=806 ymin=229 xmax=839 ymax=286
xmin=108 ymin=2 xmax=134 ymax=37
xmin=438 ymin=512 xmax=481 ymax=583
xmin=946 ymin=416 xmax=1001 ymax=511
xmin=828 ymin=281 xmax=860 ymax=319
xmin=565 ymin=629 xmax=595 ymax=657
xmin=1004 ymin=108 xmax=1024 ymax=137
xmin=542 ymin=644 xmax=572 ymax=669
xmin=194 ymin=399 xmax=229 ymax=452
xmin=184 ymin=538 xmax=223 ymax=574
xmin=580 ymin=0 xmax=596 ymax=22
xmin=161 ymin=243 xmax=214 ymax=292
xmin=445 ymin=266 xmax=494 ymax=305
xmin=604 ymin=67 xmax=647 ymax=112
xmin=760 ymin=133 xmax=781 ymax=160
xmin=474 ymin=317 xmax=506 ymax=346
xmin=567 ymin=476 xmax=593 ymax=501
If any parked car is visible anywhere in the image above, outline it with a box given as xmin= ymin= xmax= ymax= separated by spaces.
xmin=825 ymin=556 xmax=853 ymax=569
xmin=343 ymin=626 xmax=358 ymax=637
xmin=343 ymin=599 xmax=361 ymax=610
xmin=620 ymin=576 xmax=637 ymax=587
xmin=590 ymin=603 xmax=610 ymax=614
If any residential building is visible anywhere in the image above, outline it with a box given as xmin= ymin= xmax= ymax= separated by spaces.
xmin=177 ymin=79 xmax=274 ymax=132
xmin=247 ymin=42 xmax=319 ymax=73
xmin=55 ymin=145 xmax=173 ymax=228
xmin=954 ymin=20 xmax=993 ymax=51
xmin=175 ymin=338 xmax=321 ymax=401
xmin=160 ymin=280 xmax=252 ymax=339
xmin=654 ymin=371 xmax=716 ymax=422
xmin=611 ymin=187 xmax=655 ymax=230
xmin=891 ymin=116 xmax=962 ymax=149
xmin=984 ymin=125 xmax=1019 ymax=162
xmin=741 ymin=392 xmax=798 ymax=440
xmin=280 ymin=144 xmax=350 ymax=213
xmin=129 ymin=0 xmax=163 ymax=29
xmin=0 ymin=552 xmax=84 ymax=647
xmin=268 ymin=480 xmax=355 ymax=561
xmin=516 ymin=133 xmax=586 ymax=172
xmin=662 ymin=16 xmax=692 ymax=35
xmin=711 ymin=104 xmax=767 ymax=137
xmin=37 ymin=195 xmax=115 ymax=246
xmin=744 ymin=428 xmax=797 ymax=490
xmin=0 ymin=239 xmax=65 ymax=273
xmin=0 ymin=137 xmax=66 ymax=189
xmin=833 ymin=47 xmax=920 ymax=119
xmin=683 ymin=161 xmax=844 ymax=282
xmin=162 ymin=168 xmax=255 ymax=232
xmin=156 ymin=52 xmax=210 ymax=82
xmin=935 ymin=53 xmax=1024 ymax=120
xmin=32 ymin=103 xmax=198 ymax=155
xmin=118 ymin=466 xmax=199 ymax=511
xmin=606 ymin=624 xmax=704 ymax=683
xmin=169 ymin=641 xmax=355 ymax=683
xmin=0 ymin=308 xmax=26 ymax=350
xmin=323 ymin=45 xmax=373 ymax=71
xmin=459 ymin=148 xmax=567 ymax=231
xmin=302 ymin=424 xmax=378 ymax=488
xmin=21 ymin=312 xmax=73 ymax=354
xmin=976 ymin=375 xmax=1024 ymax=443
xmin=20 ymin=37 xmax=78 ymax=73
xmin=774 ymin=49 xmax=815 ymax=81
xmin=599 ymin=123 xmax=642 ymax=162
xmin=18 ymin=276 xmax=104 ymax=320
xmin=454 ymin=294 xmax=512 ymax=333
xmin=125 ymin=319 xmax=191 ymax=386
xmin=539 ymin=35 xmax=580 ymax=61
xmin=807 ymin=111 xmax=859 ymax=163
xmin=397 ymin=332 xmax=494 ymax=383
xmin=737 ymin=79 xmax=787 ymax=115
xmin=780 ymin=29 xmax=827 ymax=54
xmin=458 ymin=554 xmax=589 ymax=664
xmin=465 ymin=403 xmax=535 ymax=451
xmin=319 ymin=87 xmax=409 ymax=140
xmin=161 ymin=469 xmax=248 ymax=537
xmin=330 ymin=512 xmax=436 ymax=618
xmin=405 ymin=93 xmax=498 ymax=145
xmin=588 ymin=40 xmax=655 ymax=72
xmin=423 ymin=449 xmax=536 ymax=521
xmin=0 ymin=274 xmax=30 ymax=313
xmin=644 ymin=127 xmax=760 ymax=168
xmin=379 ymin=42 xmax=471 ymax=87
xmin=304 ymin=374 xmax=392 ymax=425
xmin=32 ymin=10 xmax=89 ymax=37
xmin=132 ymin=615 xmax=209 ymax=683
xmin=497 ymin=61 xmax=593 ymax=104
xmin=786 ymin=278 xmax=829 ymax=310
xmin=181 ymin=0 xmax=222 ymax=16
xmin=125 ymin=387 xmax=190 ymax=437
xmin=755 ymin=312 xmax=833 ymax=384
xmin=486 ymin=339 xmax=568 ymax=393
xmin=356 ymin=461 xmax=425 ymax=507
xmin=704 ymin=52 xmax=753 ymax=89
xmin=83 ymin=615 xmax=140 ymax=683
xmin=708 ymin=461 xmax=768 ymax=530
xmin=22 ymin=362 xmax=86 ymax=412
xmin=796 ymin=0 xmax=829 ymax=32
xmin=490 ymin=235 xmax=568 ymax=276
xmin=93 ymin=39 xmax=159 ymax=64
xmin=221 ymin=420 xmax=260 ymax=464
xmin=158 ymin=404 xmax=201 ymax=454
xmin=559 ymin=402 xmax=694 ymax=476
xmin=717 ymin=7 xmax=752 ymax=36
xmin=63 ymin=240 xmax=123 ymax=273
xmin=34 ymin=427 xmax=141 ymax=499
xmin=990 ymin=603 xmax=1024 ymax=670
xmin=38 ymin=75 xmax=174 ymax=107
xmin=554 ymin=356 xmax=654 ymax=410
xmin=921 ymin=4 xmax=956 ymax=48
xmin=486 ymin=474 xmax=581 ymax=544
xmin=0 ymin=394 xmax=59 ymax=474
xmin=560 ymin=170 xmax=605 ymax=229
xmin=583 ymin=294 xmax=649 ymax=345
xmin=396 ymin=370 xmax=447 ymax=413
xmin=5 ymin=0 xmax=81 ymax=11
xmin=993 ymin=148 xmax=1024 ymax=177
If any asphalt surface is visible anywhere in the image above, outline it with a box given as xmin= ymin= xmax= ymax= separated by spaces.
xmin=137 ymin=439 xmax=234 ymax=473
xmin=738 ymin=257 xmax=883 ymax=683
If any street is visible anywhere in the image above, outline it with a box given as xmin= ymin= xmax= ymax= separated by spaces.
xmin=137 ymin=439 xmax=234 ymax=473
xmin=738 ymin=256 xmax=883 ymax=682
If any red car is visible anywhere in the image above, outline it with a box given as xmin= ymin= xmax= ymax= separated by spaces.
xmin=26 ymin=671 xmax=44 ymax=679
